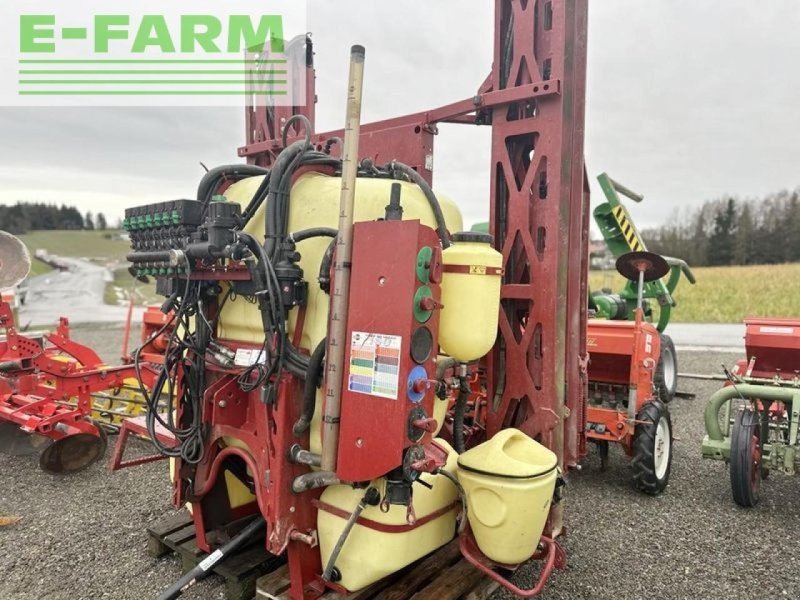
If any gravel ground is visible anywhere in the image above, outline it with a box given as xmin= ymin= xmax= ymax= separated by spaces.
xmin=1 ymin=326 xmax=798 ymax=600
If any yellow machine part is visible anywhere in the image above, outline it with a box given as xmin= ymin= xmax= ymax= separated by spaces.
xmin=611 ymin=204 xmax=646 ymax=253
xmin=457 ymin=428 xmax=557 ymax=565
xmin=219 ymin=172 xmax=464 ymax=458
xmin=439 ymin=236 xmax=503 ymax=362
xmin=317 ymin=439 xmax=459 ymax=591
xmin=45 ymin=356 xmax=148 ymax=426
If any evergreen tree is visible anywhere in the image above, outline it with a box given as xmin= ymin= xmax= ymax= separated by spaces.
xmin=84 ymin=211 xmax=95 ymax=230
xmin=734 ymin=203 xmax=753 ymax=265
xmin=96 ymin=212 xmax=107 ymax=230
xmin=707 ymin=198 xmax=736 ymax=266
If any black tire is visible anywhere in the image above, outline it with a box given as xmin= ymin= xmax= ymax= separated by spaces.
xmin=730 ymin=409 xmax=761 ymax=507
xmin=654 ymin=334 xmax=678 ymax=403
xmin=631 ymin=400 xmax=672 ymax=495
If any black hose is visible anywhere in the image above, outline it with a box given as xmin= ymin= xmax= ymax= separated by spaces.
xmin=156 ymin=516 xmax=266 ymax=600
xmin=453 ymin=379 xmax=470 ymax=454
xmin=387 ymin=161 xmax=451 ymax=248
xmin=294 ymin=338 xmax=326 ymax=435
xmin=289 ymin=227 xmax=338 ymax=243
xmin=318 ymin=237 xmax=336 ymax=294
xmin=438 ymin=468 xmax=468 ymax=533
xmin=196 ymin=164 xmax=268 ymax=209
xmin=322 ymin=487 xmax=380 ymax=581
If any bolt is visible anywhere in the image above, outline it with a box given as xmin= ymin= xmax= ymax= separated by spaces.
xmin=219 ymin=400 xmax=227 ymax=408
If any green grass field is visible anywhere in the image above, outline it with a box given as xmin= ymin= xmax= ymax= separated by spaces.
xmin=590 ymin=263 xmax=800 ymax=323
xmin=18 ymin=230 xmax=131 ymax=262
xmin=15 ymin=231 xmax=800 ymax=320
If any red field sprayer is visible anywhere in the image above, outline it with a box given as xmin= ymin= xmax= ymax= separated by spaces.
xmin=120 ymin=1 xmax=593 ymax=598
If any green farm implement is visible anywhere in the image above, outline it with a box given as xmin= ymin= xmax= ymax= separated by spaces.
xmin=702 ymin=318 xmax=800 ymax=506
xmin=588 ymin=173 xmax=695 ymax=403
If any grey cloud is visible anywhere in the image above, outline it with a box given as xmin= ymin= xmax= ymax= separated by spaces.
xmin=0 ymin=0 xmax=798 ymax=232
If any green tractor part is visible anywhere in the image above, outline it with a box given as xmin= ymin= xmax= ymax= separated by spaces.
xmin=702 ymin=380 xmax=800 ymax=506
xmin=702 ymin=319 xmax=800 ymax=507
xmin=590 ymin=173 xmax=695 ymax=333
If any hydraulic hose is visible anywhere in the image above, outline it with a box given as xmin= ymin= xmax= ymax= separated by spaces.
xmin=294 ymin=338 xmax=326 ymax=435
xmin=289 ymin=227 xmax=338 ymax=243
xmin=437 ymin=468 xmax=468 ymax=534
xmin=322 ymin=487 xmax=380 ymax=581
xmin=387 ymin=160 xmax=451 ymax=248
xmin=292 ymin=470 xmax=340 ymax=493
xmin=196 ymin=164 xmax=268 ymax=209
xmin=156 ymin=516 xmax=266 ymax=600
xmin=452 ymin=380 xmax=471 ymax=454
xmin=318 ymin=237 xmax=336 ymax=294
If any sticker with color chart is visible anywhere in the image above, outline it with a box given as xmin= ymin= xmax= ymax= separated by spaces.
xmin=348 ymin=331 xmax=402 ymax=399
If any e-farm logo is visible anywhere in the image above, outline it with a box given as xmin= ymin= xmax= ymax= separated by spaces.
xmin=20 ymin=15 xmax=285 ymax=55
xmin=5 ymin=1 xmax=306 ymax=106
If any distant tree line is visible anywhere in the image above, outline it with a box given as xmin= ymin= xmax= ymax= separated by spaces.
xmin=0 ymin=202 xmax=108 ymax=234
xmin=641 ymin=188 xmax=800 ymax=267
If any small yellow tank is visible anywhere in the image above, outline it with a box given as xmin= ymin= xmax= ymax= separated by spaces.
xmin=438 ymin=232 xmax=502 ymax=362
xmin=457 ymin=428 xmax=557 ymax=565
xmin=317 ymin=439 xmax=459 ymax=591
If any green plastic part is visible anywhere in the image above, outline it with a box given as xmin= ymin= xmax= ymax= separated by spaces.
xmin=416 ymin=247 xmax=432 ymax=284
xmin=413 ymin=286 xmax=434 ymax=323
xmin=211 ymin=194 xmax=227 ymax=203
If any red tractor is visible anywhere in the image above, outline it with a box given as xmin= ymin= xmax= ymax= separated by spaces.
xmin=585 ymin=251 xmax=674 ymax=494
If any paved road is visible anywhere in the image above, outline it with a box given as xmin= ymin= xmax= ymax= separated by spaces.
xmin=18 ymin=256 xmax=143 ymax=327
xmin=665 ymin=322 xmax=745 ymax=350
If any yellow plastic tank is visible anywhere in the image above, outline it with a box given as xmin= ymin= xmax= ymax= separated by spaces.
xmin=219 ymin=172 xmax=463 ymax=454
xmin=457 ymin=428 xmax=557 ymax=565
xmin=317 ymin=439 xmax=459 ymax=591
xmin=438 ymin=232 xmax=502 ymax=362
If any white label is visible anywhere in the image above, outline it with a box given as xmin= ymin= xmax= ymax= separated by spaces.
xmin=759 ymin=326 xmax=794 ymax=335
xmin=234 ymin=347 xmax=266 ymax=367
xmin=199 ymin=549 xmax=224 ymax=572
xmin=348 ymin=331 xmax=402 ymax=399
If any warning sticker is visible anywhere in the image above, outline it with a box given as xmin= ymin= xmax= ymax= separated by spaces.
xmin=348 ymin=331 xmax=402 ymax=399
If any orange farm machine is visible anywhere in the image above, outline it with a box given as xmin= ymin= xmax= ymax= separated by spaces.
xmin=585 ymin=251 xmax=674 ymax=494
xmin=117 ymin=1 xmax=594 ymax=598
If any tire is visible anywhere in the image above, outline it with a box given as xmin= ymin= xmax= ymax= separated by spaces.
xmin=631 ymin=400 xmax=672 ymax=495
xmin=729 ymin=409 xmax=761 ymax=507
xmin=654 ymin=334 xmax=677 ymax=403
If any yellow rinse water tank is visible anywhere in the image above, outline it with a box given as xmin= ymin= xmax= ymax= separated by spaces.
xmin=438 ymin=232 xmax=502 ymax=362
xmin=317 ymin=439 xmax=459 ymax=591
xmin=457 ymin=428 xmax=557 ymax=565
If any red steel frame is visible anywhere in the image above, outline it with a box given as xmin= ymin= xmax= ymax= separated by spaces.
xmin=223 ymin=1 xmax=589 ymax=597
xmin=241 ymin=1 xmax=589 ymax=473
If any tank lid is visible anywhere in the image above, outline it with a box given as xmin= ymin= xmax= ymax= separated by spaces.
xmin=452 ymin=231 xmax=493 ymax=244
xmin=457 ymin=428 xmax=557 ymax=479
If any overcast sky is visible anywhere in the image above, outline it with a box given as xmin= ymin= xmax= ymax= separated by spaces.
xmin=1 ymin=0 xmax=799 ymax=232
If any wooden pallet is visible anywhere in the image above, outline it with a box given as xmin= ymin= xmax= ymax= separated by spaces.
xmin=255 ymin=539 xmax=499 ymax=600
xmin=147 ymin=509 xmax=285 ymax=600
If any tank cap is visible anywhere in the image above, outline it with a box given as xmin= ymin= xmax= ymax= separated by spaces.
xmin=452 ymin=231 xmax=493 ymax=244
